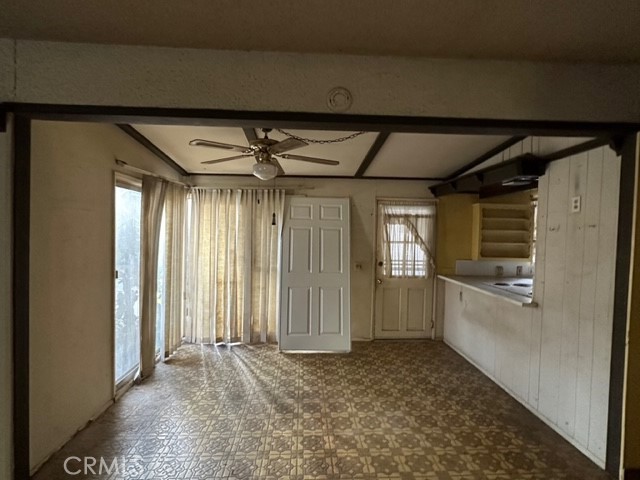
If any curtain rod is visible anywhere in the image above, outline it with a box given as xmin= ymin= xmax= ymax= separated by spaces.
xmin=115 ymin=158 xmax=191 ymax=187
xmin=191 ymin=186 xmax=310 ymax=193
xmin=115 ymin=158 xmax=313 ymax=192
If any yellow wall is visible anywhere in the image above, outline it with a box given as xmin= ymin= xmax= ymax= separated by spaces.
xmin=623 ymin=138 xmax=640 ymax=472
xmin=436 ymin=194 xmax=476 ymax=275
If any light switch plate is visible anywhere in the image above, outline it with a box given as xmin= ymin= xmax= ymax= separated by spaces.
xmin=571 ymin=196 xmax=581 ymax=213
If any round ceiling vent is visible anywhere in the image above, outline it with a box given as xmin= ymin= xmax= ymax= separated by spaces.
xmin=327 ymin=87 xmax=353 ymax=112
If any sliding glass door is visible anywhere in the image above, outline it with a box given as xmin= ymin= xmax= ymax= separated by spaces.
xmin=114 ymin=183 xmax=142 ymax=386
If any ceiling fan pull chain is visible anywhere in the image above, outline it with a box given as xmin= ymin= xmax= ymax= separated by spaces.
xmin=275 ymin=129 xmax=366 ymax=144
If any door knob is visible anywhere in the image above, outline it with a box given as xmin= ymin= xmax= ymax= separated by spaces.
xmin=376 ymin=278 xmax=383 ymax=284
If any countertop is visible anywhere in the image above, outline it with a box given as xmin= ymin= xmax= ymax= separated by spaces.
xmin=438 ymin=275 xmax=538 ymax=307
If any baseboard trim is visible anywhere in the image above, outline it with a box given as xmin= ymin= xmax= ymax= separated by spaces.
xmin=29 ymin=398 xmax=114 ymax=475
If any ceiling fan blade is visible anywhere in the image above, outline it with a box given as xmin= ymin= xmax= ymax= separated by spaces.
xmin=268 ymin=138 xmax=307 ymax=155
xmin=201 ymin=154 xmax=252 ymax=165
xmin=278 ymin=153 xmax=340 ymax=166
xmin=190 ymin=139 xmax=251 ymax=153
xmin=271 ymin=158 xmax=286 ymax=176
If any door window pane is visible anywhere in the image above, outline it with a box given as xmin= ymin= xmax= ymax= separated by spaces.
xmin=379 ymin=202 xmax=436 ymax=278
xmin=115 ymin=186 xmax=142 ymax=383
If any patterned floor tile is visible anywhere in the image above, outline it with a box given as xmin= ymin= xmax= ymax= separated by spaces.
xmin=32 ymin=341 xmax=612 ymax=479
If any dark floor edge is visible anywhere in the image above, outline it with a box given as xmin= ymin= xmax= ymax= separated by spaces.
xmin=626 ymin=469 xmax=640 ymax=480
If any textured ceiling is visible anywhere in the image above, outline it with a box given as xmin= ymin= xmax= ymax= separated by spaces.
xmin=133 ymin=125 xmax=378 ymax=176
xmin=129 ymin=124 xmax=590 ymax=180
xmin=1 ymin=1 xmax=640 ymax=62
xmin=366 ymin=134 xmax=510 ymax=178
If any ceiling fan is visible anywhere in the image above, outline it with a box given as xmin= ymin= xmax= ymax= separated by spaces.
xmin=189 ymin=128 xmax=340 ymax=180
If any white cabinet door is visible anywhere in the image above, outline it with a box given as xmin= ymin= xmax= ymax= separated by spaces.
xmin=279 ymin=197 xmax=351 ymax=352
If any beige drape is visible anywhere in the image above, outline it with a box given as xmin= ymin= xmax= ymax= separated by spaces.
xmin=161 ymin=183 xmax=187 ymax=358
xmin=184 ymin=188 xmax=284 ymax=344
xmin=140 ymin=175 xmax=167 ymax=378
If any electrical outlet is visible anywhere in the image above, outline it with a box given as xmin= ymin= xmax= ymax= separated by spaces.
xmin=571 ymin=196 xmax=581 ymax=213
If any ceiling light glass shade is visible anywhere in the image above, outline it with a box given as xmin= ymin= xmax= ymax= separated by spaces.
xmin=252 ymin=162 xmax=278 ymax=180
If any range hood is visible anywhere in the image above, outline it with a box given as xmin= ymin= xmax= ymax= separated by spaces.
xmin=430 ymin=153 xmax=547 ymax=197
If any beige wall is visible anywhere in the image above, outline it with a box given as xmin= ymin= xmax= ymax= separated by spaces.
xmin=29 ymin=120 xmax=181 ymax=470
xmin=0 ymin=33 xmax=637 ymax=478
xmin=191 ymin=175 xmax=431 ymax=340
xmin=0 ymin=117 xmax=13 ymax=480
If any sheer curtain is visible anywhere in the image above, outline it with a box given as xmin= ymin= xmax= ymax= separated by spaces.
xmin=161 ymin=183 xmax=187 ymax=358
xmin=184 ymin=188 xmax=285 ymax=344
xmin=140 ymin=175 xmax=167 ymax=378
xmin=379 ymin=201 xmax=436 ymax=278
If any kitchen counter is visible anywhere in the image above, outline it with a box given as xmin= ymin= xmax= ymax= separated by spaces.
xmin=438 ymin=275 xmax=537 ymax=307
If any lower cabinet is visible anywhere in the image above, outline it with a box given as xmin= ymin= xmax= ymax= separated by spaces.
xmin=443 ymin=282 xmax=532 ymax=403
xmin=442 ymin=280 xmax=608 ymax=468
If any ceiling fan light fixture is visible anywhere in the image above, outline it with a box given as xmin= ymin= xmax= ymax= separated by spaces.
xmin=252 ymin=162 xmax=278 ymax=181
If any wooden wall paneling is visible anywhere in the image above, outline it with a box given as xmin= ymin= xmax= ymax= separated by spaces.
xmin=558 ymin=153 xmax=588 ymax=438
xmin=538 ymin=158 xmax=570 ymax=425
xmin=464 ymin=288 xmax=497 ymax=375
xmin=433 ymin=279 xmax=446 ymax=339
xmin=494 ymin=301 xmax=533 ymax=402
xmin=573 ymin=148 xmax=604 ymax=447
xmin=589 ymin=147 xmax=621 ymax=462
xmin=443 ymin=283 xmax=463 ymax=350
xmin=529 ymin=165 xmax=549 ymax=408
xmin=508 ymin=142 xmax=522 ymax=160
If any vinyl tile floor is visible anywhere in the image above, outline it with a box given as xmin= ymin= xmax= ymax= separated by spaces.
xmin=33 ymin=341 xmax=612 ymax=479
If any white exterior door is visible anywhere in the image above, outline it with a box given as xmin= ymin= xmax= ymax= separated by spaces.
xmin=374 ymin=200 xmax=436 ymax=339
xmin=279 ymin=197 xmax=351 ymax=352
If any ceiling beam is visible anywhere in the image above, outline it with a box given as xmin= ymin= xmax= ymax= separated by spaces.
xmin=242 ymin=127 xmax=258 ymax=142
xmin=445 ymin=136 xmax=526 ymax=180
xmin=355 ymin=132 xmax=390 ymax=177
xmin=541 ymin=137 xmax=610 ymax=162
xmin=116 ymin=124 xmax=188 ymax=176
xmin=8 ymin=103 xmax=640 ymax=137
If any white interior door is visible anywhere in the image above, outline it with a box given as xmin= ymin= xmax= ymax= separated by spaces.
xmin=374 ymin=200 xmax=436 ymax=339
xmin=279 ymin=197 xmax=351 ymax=352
